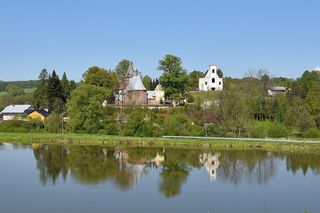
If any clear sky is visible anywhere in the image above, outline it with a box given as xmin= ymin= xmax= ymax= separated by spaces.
xmin=0 ymin=0 xmax=319 ymax=81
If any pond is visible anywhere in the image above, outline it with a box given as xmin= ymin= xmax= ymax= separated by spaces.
xmin=0 ymin=143 xmax=319 ymax=213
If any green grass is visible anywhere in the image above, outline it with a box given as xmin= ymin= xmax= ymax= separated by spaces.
xmin=1 ymin=132 xmax=320 ymax=153
xmin=189 ymin=91 xmax=220 ymax=101
xmin=0 ymin=88 xmax=35 ymax=97
xmin=23 ymin=88 xmax=36 ymax=94
xmin=0 ymin=91 xmax=7 ymax=97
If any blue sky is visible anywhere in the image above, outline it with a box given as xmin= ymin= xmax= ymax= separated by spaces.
xmin=0 ymin=0 xmax=319 ymax=81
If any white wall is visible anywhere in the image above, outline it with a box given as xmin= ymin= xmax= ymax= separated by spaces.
xmin=199 ymin=65 xmax=223 ymax=91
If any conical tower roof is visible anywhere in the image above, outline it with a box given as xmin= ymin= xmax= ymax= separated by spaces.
xmin=126 ymin=62 xmax=136 ymax=78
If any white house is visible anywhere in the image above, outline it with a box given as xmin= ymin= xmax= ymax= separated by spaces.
xmin=199 ymin=65 xmax=223 ymax=91
xmin=0 ymin=105 xmax=32 ymax=121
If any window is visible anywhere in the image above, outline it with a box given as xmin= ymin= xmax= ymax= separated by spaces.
xmin=205 ymin=82 xmax=207 ymax=85
xmin=219 ymin=82 xmax=221 ymax=85
xmin=212 ymin=69 xmax=215 ymax=73
xmin=212 ymin=78 xmax=215 ymax=83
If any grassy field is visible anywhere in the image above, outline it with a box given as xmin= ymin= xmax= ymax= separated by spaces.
xmin=1 ymin=132 xmax=320 ymax=153
xmin=189 ymin=91 xmax=220 ymax=101
xmin=0 ymin=88 xmax=35 ymax=97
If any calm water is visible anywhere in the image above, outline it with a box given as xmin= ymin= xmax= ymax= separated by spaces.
xmin=0 ymin=143 xmax=320 ymax=213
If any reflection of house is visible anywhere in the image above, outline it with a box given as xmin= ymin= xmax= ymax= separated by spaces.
xmin=199 ymin=65 xmax=223 ymax=91
xmin=199 ymin=153 xmax=221 ymax=181
xmin=0 ymin=104 xmax=31 ymax=121
xmin=268 ymin=86 xmax=286 ymax=96
xmin=116 ymin=63 xmax=165 ymax=106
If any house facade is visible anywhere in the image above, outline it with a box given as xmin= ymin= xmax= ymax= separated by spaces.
xmin=199 ymin=65 xmax=223 ymax=91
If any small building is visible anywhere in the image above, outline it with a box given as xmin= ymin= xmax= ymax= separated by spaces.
xmin=25 ymin=109 xmax=49 ymax=121
xmin=0 ymin=105 xmax=32 ymax=121
xmin=199 ymin=65 xmax=223 ymax=91
xmin=116 ymin=63 xmax=165 ymax=106
xmin=268 ymin=86 xmax=286 ymax=96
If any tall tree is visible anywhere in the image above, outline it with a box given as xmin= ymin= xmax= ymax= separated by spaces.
xmin=142 ymin=75 xmax=152 ymax=90
xmin=188 ymin=70 xmax=204 ymax=90
xmin=158 ymin=54 xmax=189 ymax=100
xmin=47 ymin=70 xmax=65 ymax=113
xmin=114 ymin=59 xmax=132 ymax=80
xmin=33 ymin=69 xmax=49 ymax=109
xmin=67 ymin=84 xmax=111 ymax=134
xmin=61 ymin=72 xmax=71 ymax=100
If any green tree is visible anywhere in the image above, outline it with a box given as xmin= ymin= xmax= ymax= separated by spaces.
xmin=33 ymin=69 xmax=49 ymax=109
xmin=142 ymin=75 xmax=153 ymax=90
xmin=47 ymin=70 xmax=65 ymax=113
xmin=123 ymin=107 xmax=160 ymax=137
xmin=114 ymin=59 xmax=132 ymax=80
xmin=6 ymin=85 xmax=25 ymax=97
xmin=83 ymin=66 xmax=118 ymax=93
xmin=158 ymin=54 xmax=189 ymax=100
xmin=67 ymin=84 xmax=111 ymax=134
xmin=188 ymin=70 xmax=204 ymax=90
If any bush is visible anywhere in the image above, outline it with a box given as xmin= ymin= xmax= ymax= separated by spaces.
xmin=0 ymin=120 xmax=44 ymax=133
xmin=163 ymin=113 xmax=203 ymax=136
xmin=123 ymin=107 xmax=160 ymax=137
xmin=105 ymin=123 xmax=118 ymax=135
xmin=44 ymin=113 xmax=61 ymax=133
xmin=205 ymin=124 xmax=226 ymax=137
xmin=246 ymin=121 xmax=270 ymax=138
xmin=303 ymin=128 xmax=320 ymax=138
xmin=267 ymin=123 xmax=289 ymax=138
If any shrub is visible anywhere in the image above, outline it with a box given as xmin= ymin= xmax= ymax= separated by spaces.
xmin=303 ymin=128 xmax=320 ymax=138
xmin=123 ymin=107 xmax=160 ymax=137
xmin=44 ymin=113 xmax=61 ymax=133
xmin=267 ymin=123 xmax=289 ymax=138
xmin=205 ymin=124 xmax=226 ymax=137
xmin=105 ymin=123 xmax=118 ymax=135
xmin=163 ymin=113 xmax=203 ymax=136
xmin=0 ymin=120 xmax=44 ymax=133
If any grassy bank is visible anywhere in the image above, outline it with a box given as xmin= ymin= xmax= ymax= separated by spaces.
xmin=1 ymin=132 xmax=320 ymax=153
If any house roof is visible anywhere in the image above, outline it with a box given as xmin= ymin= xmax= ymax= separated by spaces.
xmin=270 ymin=86 xmax=286 ymax=91
xmin=0 ymin=105 xmax=31 ymax=114
xmin=126 ymin=63 xmax=136 ymax=78
xmin=125 ymin=75 xmax=147 ymax=92
xmin=154 ymin=84 xmax=163 ymax=91
xmin=147 ymin=91 xmax=156 ymax=99
xmin=25 ymin=109 xmax=50 ymax=117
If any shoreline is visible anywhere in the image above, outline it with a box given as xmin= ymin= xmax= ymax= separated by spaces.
xmin=1 ymin=132 xmax=320 ymax=153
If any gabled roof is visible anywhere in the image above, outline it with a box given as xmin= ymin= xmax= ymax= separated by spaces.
xmin=0 ymin=105 xmax=31 ymax=114
xmin=25 ymin=109 xmax=50 ymax=117
xmin=270 ymin=86 xmax=286 ymax=91
xmin=125 ymin=75 xmax=147 ymax=92
xmin=154 ymin=84 xmax=163 ymax=91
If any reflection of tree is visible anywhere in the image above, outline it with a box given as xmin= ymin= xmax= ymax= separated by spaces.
xmin=218 ymin=150 xmax=276 ymax=185
xmin=33 ymin=145 xmax=68 ymax=185
xmin=159 ymin=163 xmax=190 ymax=198
xmin=68 ymin=146 xmax=118 ymax=185
xmin=283 ymin=153 xmax=320 ymax=175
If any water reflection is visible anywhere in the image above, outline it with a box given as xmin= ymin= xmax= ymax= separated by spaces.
xmin=30 ymin=144 xmax=320 ymax=197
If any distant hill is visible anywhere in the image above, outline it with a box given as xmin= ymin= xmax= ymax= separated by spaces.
xmin=0 ymin=80 xmax=38 ymax=92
